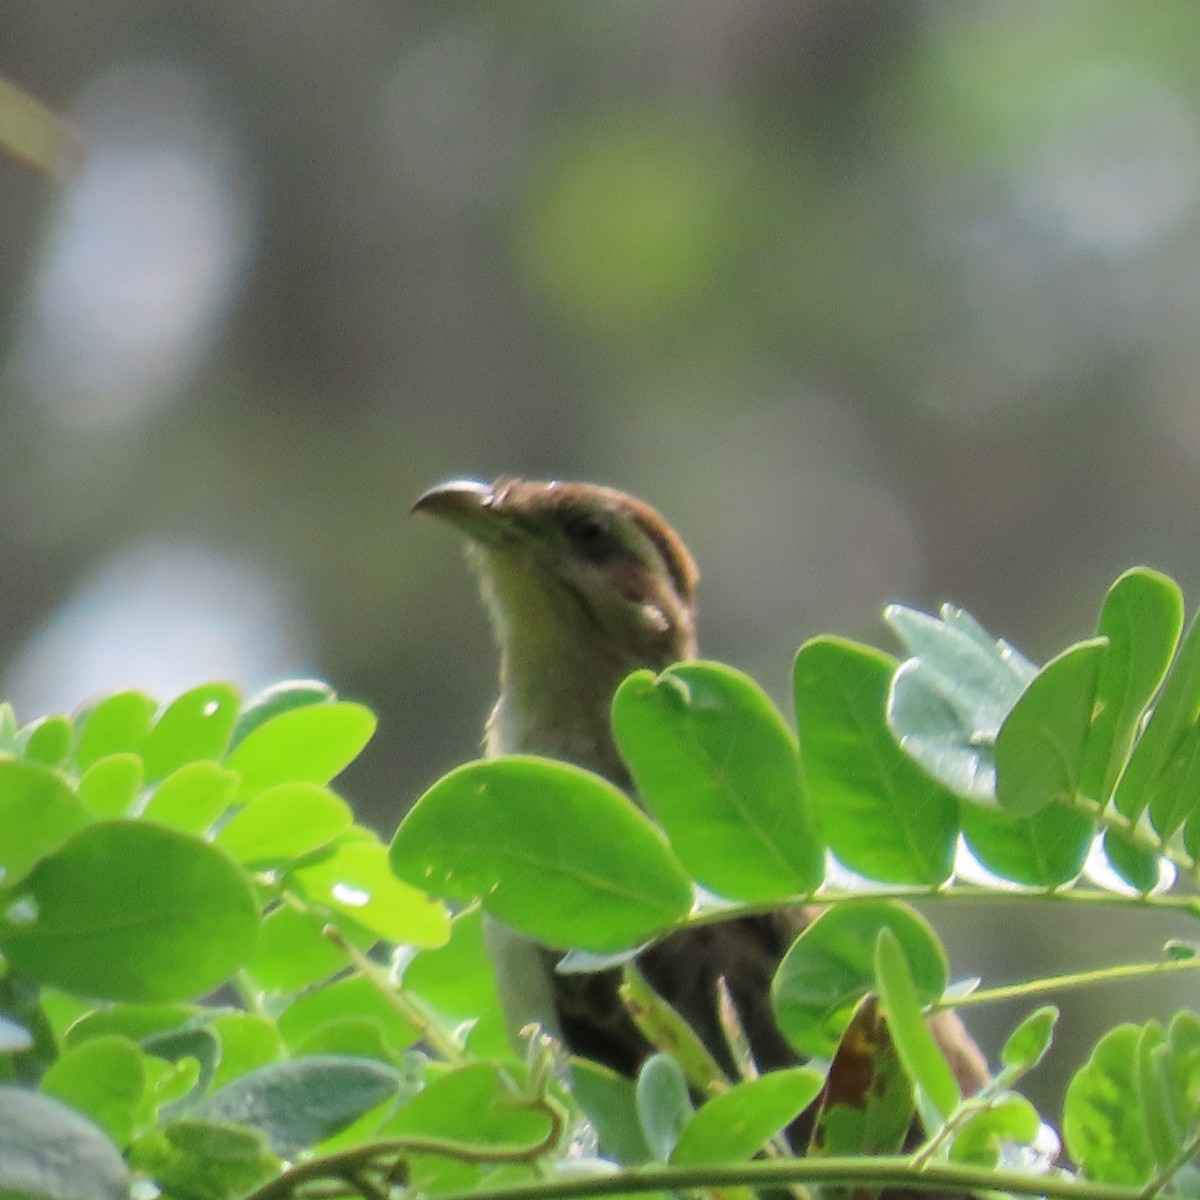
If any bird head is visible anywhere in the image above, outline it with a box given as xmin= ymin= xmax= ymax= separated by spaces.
xmin=413 ymin=477 xmax=698 ymax=772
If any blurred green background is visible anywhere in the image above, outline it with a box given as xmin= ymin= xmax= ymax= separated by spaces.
xmin=4 ymin=0 xmax=1200 ymax=1118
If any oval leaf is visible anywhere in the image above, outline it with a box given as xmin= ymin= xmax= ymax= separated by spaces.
xmin=1 ymin=821 xmax=260 ymax=1002
xmin=874 ymin=928 xmax=960 ymax=1122
xmin=1080 ymin=569 xmax=1183 ymax=806
xmin=216 ymin=782 xmax=352 ymax=865
xmin=996 ymin=639 xmax=1107 ymax=817
xmin=612 ymin=662 xmax=822 ymax=900
xmin=0 ymin=1087 xmax=129 ymax=1200
xmin=224 ymin=701 xmax=376 ymax=802
xmin=772 ymin=900 xmax=947 ymax=1059
xmin=391 ymin=757 xmax=693 ymax=952
xmin=795 ymin=638 xmax=957 ymax=885
xmin=141 ymin=683 xmax=241 ymax=783
xmin=671 ymin=1068 xmax=821 ymax=1164
xmin=294 ymin=834 xmax=449 ymax=946
xmin=960 ymin=801 xmax=1091 ymax=888
xmin=193 ymin=1055 xmax=401 ymax=1155
xmin=74 ymin=691 xmax=157 ymax=771
xmin=229 ymin=679 xmax=336 ymax=750
xmin=0 ymin=759 xmax=92 ymax=888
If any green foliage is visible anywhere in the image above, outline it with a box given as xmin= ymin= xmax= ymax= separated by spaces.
xmin=8 ymin=568 xmax=1200 ymax=1198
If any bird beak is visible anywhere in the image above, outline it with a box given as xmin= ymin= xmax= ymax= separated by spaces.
xmin=412 ymin=479 xmax=508 ymax=545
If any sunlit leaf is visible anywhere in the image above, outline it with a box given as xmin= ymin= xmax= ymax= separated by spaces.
xmin=294 ymin=833 xmax=449 ymax=946
xmin=224 ymin=701 xmax=375 ymax=802
xmin=0 ymin=821 xmax=259 ymax=1002
xmin=613 ymin=661 xmax=822 ymax=900
xmin=74 ymin=691 xmax=157 ymax=772
xmin=141 ymin=761 xmax=238 ymax=835
xmin=0 ymin=759 xmax=92 ymax=888
xmin=216 ymin=782 xmax=352 ymax=865
xmin=141 ymin=683 xmax=241 ymax=783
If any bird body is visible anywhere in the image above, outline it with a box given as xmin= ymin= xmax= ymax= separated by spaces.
xmin=414 ymin=477 xmax=987 ymax=1099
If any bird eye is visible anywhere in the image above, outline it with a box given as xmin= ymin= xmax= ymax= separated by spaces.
xmin=563 ymin=512 xmax=617 ymax=560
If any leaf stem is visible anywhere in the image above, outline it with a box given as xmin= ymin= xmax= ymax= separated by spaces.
xmin=322 ymin=923 xmax=467 ymax=1067
xmin=933 ymin=955 xmax=1200 ymax=1011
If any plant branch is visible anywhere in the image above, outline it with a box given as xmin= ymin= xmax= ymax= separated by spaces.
xmin=426 ymin=1155 xmax=1135 ymax=1200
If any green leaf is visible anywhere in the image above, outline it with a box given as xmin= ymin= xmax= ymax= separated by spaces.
xmin=143 ymin=1025 xmax=220 ymax=1095
xmin=772 ymin=901 xmax=947 ymax=1059
xmin=809 ymin=995 xmax=913 ymax=1159
xmin=960 ymin=800 xmax=1092 ymax=887
xmin=1000 ymin=1006 xmax=1058 ymax=1077
xmin=245 ymin=905 xmax=348 ymax=994
xmin=612 ymin=661 xmax=822 ymax=900
xmin=224 ymin=700 xmax=375 ymax=802
xmin=194 ymin=1055 xmax=401 ymax=1155
xmin=40 ymin=1033 xmax=145 ymax=1148
xmin=276 ymin=975 xmax=421 ymax=1055
xmin=391 ymin=757 xmax=693 ymax=953
xmin=1147 ymin=723 xmax=1200 ymax=841
xmin=1079 ymin=569 xmax=1183 ymax=805
xmin=948 ymin=1093 xmax=1041 ymax=1166
xmin=1136 ymin=1023 xmax=1177 ymax=1169
xmin=292 ymin=1017 xmax=397 ymax=1063
xmin=209 ymin=1013 xmax=284 ymax=1091
xmin=795 ymin=638 xmax=958 ymax=885
xmin=383 ymin=1060 xmax=550 ymax=1148
xmin=144 ymin=1118 xmax=280 ymax=1200
xmin=0 ymin=759 xmax=92 ymax=888
xmin=229 ymin=679 xmax=336 ymax=750
xmin=570 ymin=1061 xmax=652 ymax=1164
xmin=1064 ymin=1023 xmax=1155 ymax=1184
xmin=874 ymin=928 xmax=960 ymax=1122
xmin=64 ymin=1003 xmax=195 ymax=1048
xmin=74 ymin=691 xmax=157 ymax=771
xmin=671 ymin=1068 xmax=821 ymax=1164
xmin=1101 ymin=829 xmax=1161 ymax=894
xmin=0 ymin=821 xmax=260 ymax=1003
xmin=1116 ymin=607 xmax=1200 ymax=822
xmin=294 ymin=833 xmax=449 ymax=945
xmin=22 ymin=716 xmax=73 ymax=768
xmin=885 ymin=604 xmax=1035 ymax=804
xmin=0 ymin=1086 xmax=130 ymax=1200
xmin=635 ymin=1053 xmax=692 ymax=1162
xmin=77 ymin=754 xmax=143 ymax=818
xmin=995 ymin=638 xmax=1107 ymax=817
xmin=215 ymin=782 xmax=352 ymax=865
xmin=141 ymin=683 xmax=241 ymax=783
xmin=141 ymin=761 xmax=239 ymax=834
xmin=403 ymin=907 xmax=506 ymax=1035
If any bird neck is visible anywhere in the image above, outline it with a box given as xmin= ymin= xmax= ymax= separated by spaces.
xmin=487 ymin=624 xmax=637 ymax=784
